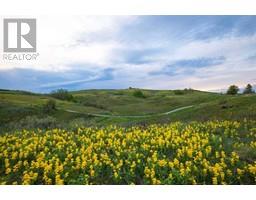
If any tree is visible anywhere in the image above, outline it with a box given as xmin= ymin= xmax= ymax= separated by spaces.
xmin=227 ymin=85 xmax=239 ymax=95
xmin=243 ymin=84 xmax=254 ymax=94
xmin=50 ymin=89 xmax=74 ymax=101
xmin=43 ymin=99 xmax=56 ymax=113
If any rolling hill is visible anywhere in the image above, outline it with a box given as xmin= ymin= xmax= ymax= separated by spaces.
xmin=0 ymin=88 xmax=256 ymax=131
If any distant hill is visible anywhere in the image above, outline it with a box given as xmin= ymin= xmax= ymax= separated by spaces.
xmin=0 ymin=88 xmax=256 ymax=131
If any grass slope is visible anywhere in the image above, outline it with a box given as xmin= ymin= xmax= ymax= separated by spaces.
xmin=0 ymin=88 xmax=256 ymax=129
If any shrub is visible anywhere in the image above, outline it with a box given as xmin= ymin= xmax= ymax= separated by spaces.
xmin=184 ymin=88 xmax=194 ymax=92
xmin=42 ymin=99 xmax=56 ymax=113
xmin=133 ymin=90 xmax=145 ymax=98
xmin=50 ymin=89 xmax=74 ymax=101
xmin=82 ymin=101 xmax=105 ymax=109
xmin=173 ymin=90 xmax=185 ymax=95
xmin=218 ymin=100 xmax=233 ymax=109
xmin=9 ymin=116 xmax=58 ymax=130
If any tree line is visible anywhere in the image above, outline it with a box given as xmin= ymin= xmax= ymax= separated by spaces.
xmin=227 ymin=83 xmax=255 ymax=95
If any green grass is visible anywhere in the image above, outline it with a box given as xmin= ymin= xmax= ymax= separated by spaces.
xmin=72 ymin=89 xmax=221 ymax=115
xmin=0 ymin=88 xmax=256 ymax=129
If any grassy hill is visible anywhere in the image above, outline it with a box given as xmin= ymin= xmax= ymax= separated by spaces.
xmin=0 ymin=88 xmax=256 ymax=131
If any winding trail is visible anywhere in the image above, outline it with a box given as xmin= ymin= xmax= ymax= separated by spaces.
xmin=64 ymin=105 xmax=194 ymax=118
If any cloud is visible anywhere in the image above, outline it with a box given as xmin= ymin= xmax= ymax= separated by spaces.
xmin=0 ymin=16 xmax=137 ymax=71
xmin=150 ymin=56 xmax=226 ymax=76
xmin=0 ymin=67 xmax=115 ymax=92
xmin=1 ymin=16 xmax=256 ymax=92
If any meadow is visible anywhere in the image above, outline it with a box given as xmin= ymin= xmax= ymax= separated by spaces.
xmin=1 ymin=88 xmax=256 ymax=130
xmin=0 ymin=89 xmax=256 ymax=184
xmin=0 ymin=120 xmax=255 ymax=184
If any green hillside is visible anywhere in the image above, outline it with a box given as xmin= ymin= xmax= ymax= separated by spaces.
xmin=0 ymin=88 xmax=256 ymax=131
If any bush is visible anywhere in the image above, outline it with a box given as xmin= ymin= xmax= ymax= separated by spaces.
xmin=82 ymin=101 xmax=105 ymax=109
xmin=173 ymin=90 xmax=185 ymax=95
xmin=227 ymin=85 xmax=239 ymax=95
xmin=218 ymin=100 xmax=233 ymax=109
xmin=50 ymin=89 xmax=74 ymax=101
xmin=42 ymin=99 xmax=56 ymax=113
xmin=184 ymin=88 xmax=194 ymax=92
xmin=9 ymin=116 xmax=58 ymax=130
xmin=133 ymin=90 xmax=145 ymax=98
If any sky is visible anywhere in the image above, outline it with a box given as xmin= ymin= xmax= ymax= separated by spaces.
xmin=0 ymin=15 xmax=256 ymax=93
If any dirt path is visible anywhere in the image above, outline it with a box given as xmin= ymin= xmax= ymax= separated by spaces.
xmin=64 ymin=105 xmax=193 ymax=118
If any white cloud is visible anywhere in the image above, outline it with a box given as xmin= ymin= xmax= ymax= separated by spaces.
xmin=1 ymin=16 xmax=256 ymax=91
xmin=0 ymin=16 xmax=137 ymax=71
xmin=130 ymin=34 xmax=256 ymax=91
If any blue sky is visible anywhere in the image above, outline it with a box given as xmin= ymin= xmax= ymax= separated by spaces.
xmin=0 ymin=16 xmax=256 ymax=92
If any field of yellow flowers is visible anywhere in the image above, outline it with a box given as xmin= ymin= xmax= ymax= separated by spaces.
xmin=0 ymin=120 xmax=256 ymax=185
